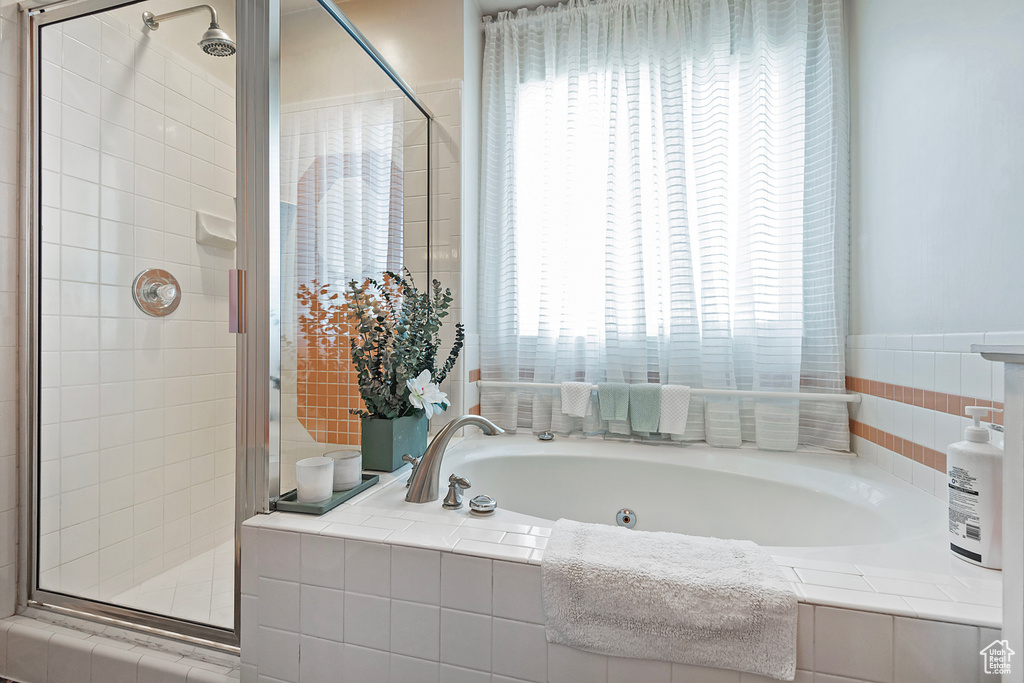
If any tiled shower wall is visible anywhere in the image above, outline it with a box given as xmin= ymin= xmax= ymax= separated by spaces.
xmin=0 ymin=2 xmax=20 ymax=620
xmin=846 ymin=331 xmax=1019 ymax=500
xmin=37 ymin=12 xmax=236 ymax=599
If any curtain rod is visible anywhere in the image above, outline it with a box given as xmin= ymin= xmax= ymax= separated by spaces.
xmin=476 ymin=380 xmax=862 ymax=403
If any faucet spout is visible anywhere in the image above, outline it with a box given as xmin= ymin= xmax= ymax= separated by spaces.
xmin=405 ymin=415 xmax=504 ymax=504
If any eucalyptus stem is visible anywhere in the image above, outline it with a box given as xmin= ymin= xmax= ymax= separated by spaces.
xmin=297 ymin=269 xmax=465 ymax=420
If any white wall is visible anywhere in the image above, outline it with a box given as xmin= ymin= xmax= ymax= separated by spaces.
xmin=848 ymin=0 xmax=1024 ymax=335
xmin=334 ymin=0 xmax=464 ymax=88
xmin=0 ymin=1 xmax=20 ymax=620
xmin=36 ymin=9 xmax=236 ymax=600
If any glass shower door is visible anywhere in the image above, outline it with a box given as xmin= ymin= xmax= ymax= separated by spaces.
xmin=274 ymin=0 xmax=431 ymax=500
xmin=32 ymin=0 xmax=238 ymax=637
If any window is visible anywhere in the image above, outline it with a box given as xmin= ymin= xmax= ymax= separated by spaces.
xmin=479 ymin=0 xmax=850 ymax=450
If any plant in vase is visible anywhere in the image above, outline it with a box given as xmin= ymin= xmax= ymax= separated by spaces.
xmin=302 ymin=269 xmax=464 ymax=471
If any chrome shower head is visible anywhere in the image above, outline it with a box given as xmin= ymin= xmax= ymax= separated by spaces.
xmin=199 ymin=23 xmax=236 ymax=57
xmin=142 ymin=4 xmax=236 ymax=57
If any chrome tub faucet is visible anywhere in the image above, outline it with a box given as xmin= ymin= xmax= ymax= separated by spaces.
xmin=405 ymin=415 xmax=504 ymax=504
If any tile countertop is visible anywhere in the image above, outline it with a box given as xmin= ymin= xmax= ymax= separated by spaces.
xmin=247 ymin=460 xmax=1003 ymax=630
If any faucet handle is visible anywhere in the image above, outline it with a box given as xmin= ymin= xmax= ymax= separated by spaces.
xmin=442 ymin=474 xmax=472 ymax=510
xmin=403 ymin=454 xmax=421 ymax=488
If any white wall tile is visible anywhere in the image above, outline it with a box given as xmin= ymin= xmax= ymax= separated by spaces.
xmin=300 ymin=584 xmax=345 ymax=642
xmin=345 ymin=540 xmax=391 ymax=597
xmin=934 ymin=353 xmax=961 ymax=395
xmin=391 ymin=546 xmax=440 ymax=605
xmin=548 ymin=643 xmax=608 ymax=683
xmin=259 ymin=529 xmax=301 ymax=582
xmin=441 ymin=553 xmax=491 ymax=614
xmin=814 ymin=607 xmax=893 ymax=683
xmin=608 ymin=656 xmax=671 ymax=683
xmin=345 ymin=644 xmax=390 ymax=683
xmin=91 ymin=643 xmax=142 ymax=683
xmin=391 ymin=599 xmax=440 ymax=661
xmin=257 ymin=627 xmax=300 ymax=682
xmin=7 ymin=622 xmax=53 ymax=682
xmin=344 ymin=592 xmax=390 ymax=651
xmin=491 ymin=618 xmax=547 ymax=683
xmin=439 ymin=664 xmax=491 ymax=683
xmin=298 ymin=635 xmax=345 ymax=683
xmin=912 ymin=352 xmax=935 ymax=391
xmin=962 ymin=353 xmax=992 ymax=399
xmin=893 ymin=351 xmax=913 ymax=386
xmin=300 ymin=533 xmax=345 ymax=591
xmin=258 ymin=578 xmax=300 ymax=632
xmin=492 ymin=561 xmax=543 ymax=624
xmin=440 ymin=608 xmax=491 ymax=672
xmin=893 ymin=617 xmax=980 ymax=683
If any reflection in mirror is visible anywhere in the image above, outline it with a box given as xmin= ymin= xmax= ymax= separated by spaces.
xmin=278 ymin=0 xmax=429 ymax=496
xmin=36 ymin=0 xmax=236 ymax=628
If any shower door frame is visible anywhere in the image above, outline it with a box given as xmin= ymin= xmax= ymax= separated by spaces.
xmin=18 ymin=0 xmax=266 ymax=650
xmin=19 ymin=0 xmax=434 ymax=653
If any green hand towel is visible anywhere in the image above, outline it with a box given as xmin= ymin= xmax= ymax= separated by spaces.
xmin=598 ymin=382 xmax=631 ymax=434
xmin=629 ymin=383 xmax=661 ymax=434
xmin=597 ymin=383 xmax=630 ymax=422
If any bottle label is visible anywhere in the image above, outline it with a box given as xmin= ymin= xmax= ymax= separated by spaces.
xmin=948 ymin=465 xmax=982 ymax=554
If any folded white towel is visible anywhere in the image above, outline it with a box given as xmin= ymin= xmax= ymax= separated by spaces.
xmin=659 ymin=384 xmax=691 ymax=436
xmin=541 ymin=519 xmax=798 ymax=681
xmin=560 ymin=382 xmax=593 ymax=418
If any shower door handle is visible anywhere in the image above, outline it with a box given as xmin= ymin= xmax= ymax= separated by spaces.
xmin=229 ymin=269 xmax=244 ymax=333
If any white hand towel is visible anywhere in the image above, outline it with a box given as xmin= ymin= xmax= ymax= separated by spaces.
xmin=542 ymin=519 xmax=797 ymax=681
xmin=560 ymin=382 xmax=593 ymax=418
xmin=659 ymin=384 xmax=691 ymax=437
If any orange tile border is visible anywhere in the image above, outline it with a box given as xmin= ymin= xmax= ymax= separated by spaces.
xmin=849 ymin=418 xmax=947 ymax=474
xmin=846 ymin=376 xmax=1004 ymax=425
xmin=468 ymin=404 xmax=481 ymax=416
xmin=468 ymin=368 xmax=481 ymax=383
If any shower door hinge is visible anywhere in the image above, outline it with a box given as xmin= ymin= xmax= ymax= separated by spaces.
xmin=229 ymin=269 xmax=244 ymax=333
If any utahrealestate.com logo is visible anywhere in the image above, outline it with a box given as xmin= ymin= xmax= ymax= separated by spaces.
xmin=981 ymin=639 xmax=1015 ymax=675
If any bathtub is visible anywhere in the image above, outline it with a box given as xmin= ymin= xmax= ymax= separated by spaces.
xmin=431 ymin=433 xmax=990 ymax=577
xmin=243 ymin=430 xmax=1003 ymax=682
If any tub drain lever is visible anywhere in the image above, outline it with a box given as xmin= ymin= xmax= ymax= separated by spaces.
xmin=443 ymin=474 xmax=471 ymax=510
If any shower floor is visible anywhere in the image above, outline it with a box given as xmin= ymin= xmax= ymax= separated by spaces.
xmin=112 ymin=541 xmax=235 ymax=628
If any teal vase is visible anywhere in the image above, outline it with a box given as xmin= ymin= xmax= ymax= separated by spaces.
xmin=361 ymin=411 xmax=429 ymax=472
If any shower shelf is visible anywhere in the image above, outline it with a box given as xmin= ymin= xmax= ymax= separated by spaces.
xmin=276 ymin=473 xmax=380 ymax=515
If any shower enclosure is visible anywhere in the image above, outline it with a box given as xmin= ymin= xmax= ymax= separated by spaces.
xmin=23 ymin=0 xmax=431 ymax=648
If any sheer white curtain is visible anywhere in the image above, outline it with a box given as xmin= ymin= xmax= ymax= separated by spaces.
xmin=478 ymin=0 xmax=850 ymax=450
xmin=280 ymin=98 xmax=405 ymax=343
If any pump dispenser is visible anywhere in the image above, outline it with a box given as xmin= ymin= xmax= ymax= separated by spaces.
xmin=947 ymin=405 xmax=1004 ymax=569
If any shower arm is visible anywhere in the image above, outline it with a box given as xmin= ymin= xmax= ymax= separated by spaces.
xmin=143 ymin=4 xmax=219 ymax=30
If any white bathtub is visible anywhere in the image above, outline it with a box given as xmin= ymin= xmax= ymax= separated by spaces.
xmin=434 ymin=432 xmax=989 ymax=576
xmin=439 ymin=433 xmax=939 ymax=548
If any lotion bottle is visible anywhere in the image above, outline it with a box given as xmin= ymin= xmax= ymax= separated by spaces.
xmin=947 ymin=405 xmax=1004 ymax=569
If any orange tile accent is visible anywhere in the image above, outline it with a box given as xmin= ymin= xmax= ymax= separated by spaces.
xmin=850 ymin=419 xmax=946 ymax=474
xmin=468 ymin=368 xmax=481 ymax=383
xmin=468 ymin=404 xmax=481 ymax=416
xmin=296 ymin=318 xmax=363 ymax=446
xmin=846 ymin=376 xmax=1002 ymax=423
xmin=922 ymin=390 xmax=935 ymax=411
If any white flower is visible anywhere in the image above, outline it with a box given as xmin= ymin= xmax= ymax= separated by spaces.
xmin=406 ymin=369 xmax=450 ymax=418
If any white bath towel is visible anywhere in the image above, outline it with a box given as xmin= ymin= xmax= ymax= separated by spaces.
xmin=541 ymin=519 xmax=798 ymax=681
xmin=659 ymin=384 xmax=691 ymax=437
xmin=560 ymin=382 xmax=593 ymax=418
